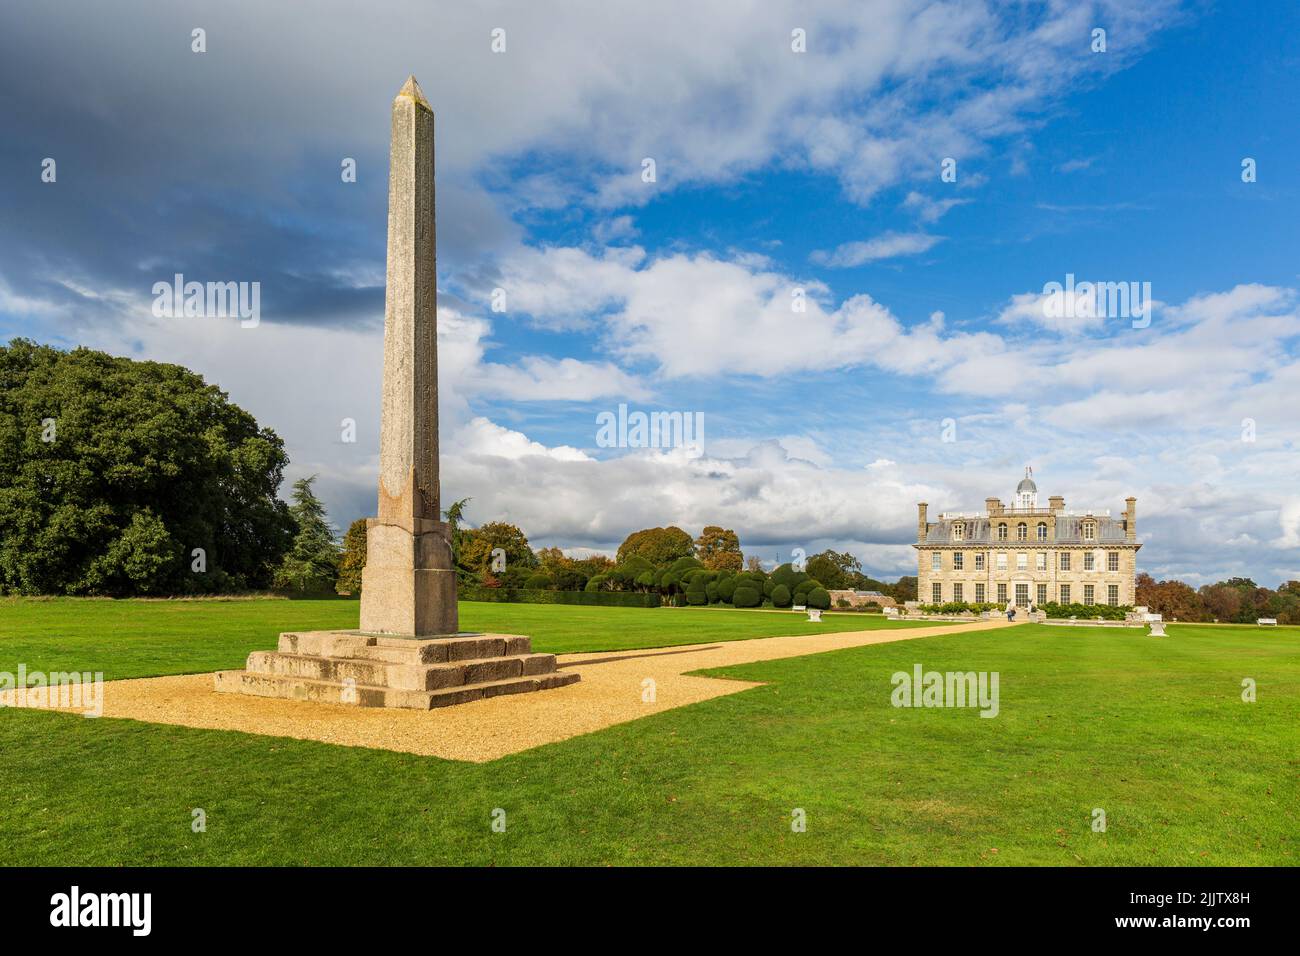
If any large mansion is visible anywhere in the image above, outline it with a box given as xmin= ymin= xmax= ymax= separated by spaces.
xmin=915 ymin=469 xmax=1140 ymax=608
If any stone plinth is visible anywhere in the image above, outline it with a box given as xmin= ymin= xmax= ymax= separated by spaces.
xmin=358 ymin=514 xmax=457 ymax=635
xmin=214 ymin=629 xmax=579 ymax=709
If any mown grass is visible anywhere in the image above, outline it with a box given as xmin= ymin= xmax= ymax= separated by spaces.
xmin=0 ymin=612 xmax=1295 ymax=865
xmin=0 ymin=597 xmax=934 ymax=680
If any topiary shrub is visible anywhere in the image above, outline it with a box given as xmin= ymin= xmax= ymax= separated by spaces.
xmin=806 ymin=587 xmax=831 ymax=610
xmin=524 ymin=572 xmax=554 ymax=590
xmin=667 ymin=556 xmax=704 ymax=575
xmin=705 ymin=581 xmax=719 ymax=603
xmin=732 ymin=585 xmax=761 ymax=608
xmin=771 ymin=584 xmax=792 ymax=608
xmin=717 ymin=575 xmax=738 ymax=603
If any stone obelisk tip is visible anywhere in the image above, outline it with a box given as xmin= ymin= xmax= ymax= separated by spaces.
xmin=396 ymin=74 xmax=431 ymax=110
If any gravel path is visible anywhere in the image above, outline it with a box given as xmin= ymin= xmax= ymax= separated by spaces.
xmin=1 ymin=619 xmax=1012 ymax=762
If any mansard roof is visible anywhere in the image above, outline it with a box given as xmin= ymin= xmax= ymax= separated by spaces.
xmin=923 ymin=513 xmax=1128 ymax=546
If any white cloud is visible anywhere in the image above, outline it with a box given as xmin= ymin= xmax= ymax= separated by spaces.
xmin=592 ymin=216 xmax=639 ymax=244
xmin=498 ymin=244 xmax=998 ymax=380
xmin=811 ymin=232 xmax=943 ymax=268
xmin=995 ymin=289 xmax=1110 ymax=334
xmin=902 ymin=191 xmax=971 ymax=223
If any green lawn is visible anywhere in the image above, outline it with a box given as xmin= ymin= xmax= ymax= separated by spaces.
xmin=0 ymin=603 xmax=1296 ymax=865
xmin=0 ymin=597 xmax=933 ymax=680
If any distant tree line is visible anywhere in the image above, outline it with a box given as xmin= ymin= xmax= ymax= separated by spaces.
xmin=1136 ymin=573 xmax=1300 ymax=624
xmin=0 ymin=340 xmax=924 ymax=604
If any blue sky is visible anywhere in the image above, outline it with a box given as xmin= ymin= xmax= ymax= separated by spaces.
xmin=2 ymin=0 xmax=1298 ymax=584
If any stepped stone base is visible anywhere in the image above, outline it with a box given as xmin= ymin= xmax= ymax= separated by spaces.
xmin=213 ymin=630 xmax=579 ymax=709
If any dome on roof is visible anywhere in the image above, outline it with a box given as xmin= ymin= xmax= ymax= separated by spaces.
xmin=1016 ymin=467 xmax=1037 ymax=495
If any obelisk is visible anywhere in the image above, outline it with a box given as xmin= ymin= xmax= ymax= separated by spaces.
xmin=214 ymin=77 xmax=578 ymax=707
xmin=359 ymin=75 xmax=458 ymax=636
xmin=213 ymin=78 xmax=576 ymax=705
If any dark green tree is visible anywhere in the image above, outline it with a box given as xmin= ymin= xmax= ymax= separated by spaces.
xmin=805 ymin=550 xmax=862 ymax=591
xmin=273 ymin=476 xmax=340 ymax=595
xmin=806 ymin=586 xmax=832 ymax=610
xmin=460 ymin=520 xmax=537 ymax=586
xmin=0 ymin=339 xmax=294 ymax=595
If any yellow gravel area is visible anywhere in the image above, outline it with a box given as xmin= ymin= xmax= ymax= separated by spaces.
xmin=0 ymin=619 xmax=1012 ymax=762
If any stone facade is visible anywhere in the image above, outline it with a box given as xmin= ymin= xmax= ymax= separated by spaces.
xmin=914 ymin=469 xmax=1140 ymax=609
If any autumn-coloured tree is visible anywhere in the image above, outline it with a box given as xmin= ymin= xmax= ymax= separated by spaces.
xmin=694 ymin=525 xmax=743 ymax=571
xmin=1135 ymin=572 xmax=1205 ymax=621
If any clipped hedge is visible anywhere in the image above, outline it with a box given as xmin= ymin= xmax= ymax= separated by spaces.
xmin=771 ymin=584 xmax=792 ymax=608
xmin=1040 ymin=601 xmax=1130 ymax=621
xmin=732 ymin=585 xmax=761 ymax=608
xmin=463 ymin=587 xmax=661 ymax=608
xmin=918 ymin=602 xmax=1000 ymax=614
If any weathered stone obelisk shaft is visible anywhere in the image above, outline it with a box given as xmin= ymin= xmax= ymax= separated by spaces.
xmin=359 ymin=76 xmax=458 ymax=637
xmin=378 ymin=75 xmax=438 ymax=526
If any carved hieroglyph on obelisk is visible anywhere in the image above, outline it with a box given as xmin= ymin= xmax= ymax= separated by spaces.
xmin=359 ymin=75 xmax=458 ymax=636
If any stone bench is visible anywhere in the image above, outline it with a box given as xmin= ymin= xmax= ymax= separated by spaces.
xmin=1258 ymin=618 xmax=1278 ymax=626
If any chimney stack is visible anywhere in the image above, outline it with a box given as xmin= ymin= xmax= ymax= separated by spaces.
xmin=1125 ymin=497 xmax=1137 ymax=541
xmin=917 ymin=502 xmax=929 ymax=543
xmin=1049 ymin=495 xmax=1065 ymax=513
xmin=985 ymin=497 xmax=1003 ymax=516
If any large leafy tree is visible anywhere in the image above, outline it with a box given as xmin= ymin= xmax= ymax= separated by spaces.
xmin=694 ymin=525 xmax=743 ymax=571
xmin=0 ymin=339 xmax=294 ymax=595
xmin=536 ymin=546 xmax=592 ymax=591
xmin=805 ymin=550 xmax=862 ymax=590
xmin=273 ymin=476 xmax=340 ymax=595
xmin=616 ymin=526 xmax=693 ymax=566
xmin=460 ymin=520 xmax=537 ymax=586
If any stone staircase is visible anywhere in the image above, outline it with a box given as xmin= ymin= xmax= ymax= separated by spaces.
xmin=213 ymin=629 xmax=579 ymax=709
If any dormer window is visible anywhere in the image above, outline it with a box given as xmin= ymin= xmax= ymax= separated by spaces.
xmin=952 ymin=523 xmax=964 ymax=541
xmin=1082 ymin=521 xmax=1096 ymax=542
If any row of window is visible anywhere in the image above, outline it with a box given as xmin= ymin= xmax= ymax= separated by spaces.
xmin=952 ymin=520 xmax=1097 ymax=543
xmin=931 ymin=551 xmax=1121 ymax=572
xmin=932 ymin=582 xmax=1120 ymax=606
